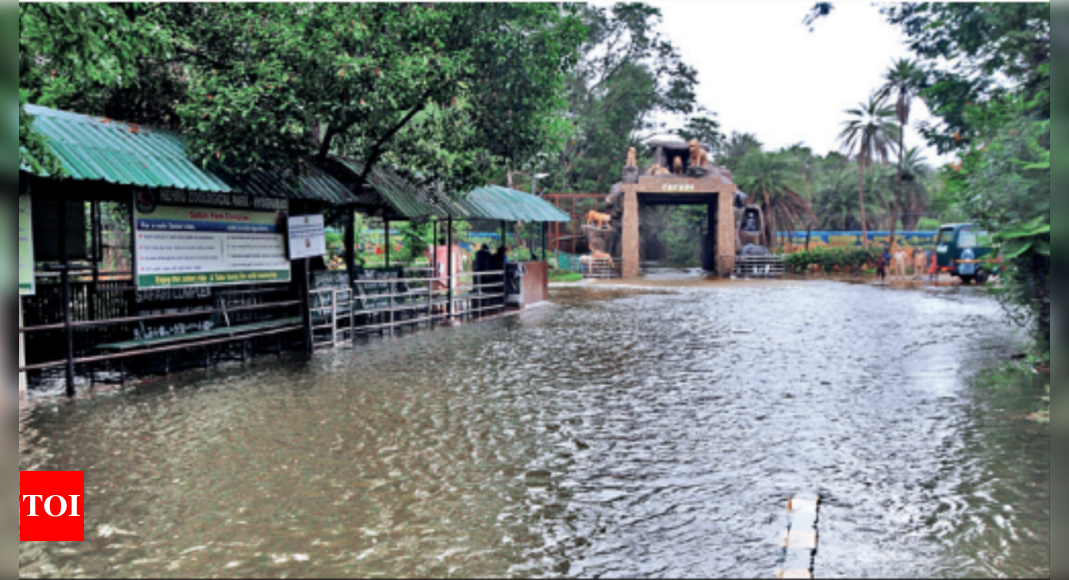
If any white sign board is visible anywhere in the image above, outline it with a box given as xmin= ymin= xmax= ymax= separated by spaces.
xmin=19 ymin=194 xmax=35 ymax=296
xmin=288 ymin=214 xmax=327 ymax=260
xmin=134 ymin=204 xmax=291 ymax=289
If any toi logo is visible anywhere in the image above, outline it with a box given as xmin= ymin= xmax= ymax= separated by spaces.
xmin=20 ymin=472 xmax=85 ymax=542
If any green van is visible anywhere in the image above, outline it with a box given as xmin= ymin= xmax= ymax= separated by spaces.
xmin=936 ymin=223 xmax=996 ymax=284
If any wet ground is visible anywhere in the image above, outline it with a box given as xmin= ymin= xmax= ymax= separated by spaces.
xmin=19 ymin=276 xmax=1050 ymax=578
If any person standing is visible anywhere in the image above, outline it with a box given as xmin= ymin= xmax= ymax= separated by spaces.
xmin=875 ymin=252 xmax=888 ymax=283
xmin=913 ymin=249 xmax=928 ymax=281
xmin=929 ymin=251 xmax=939 ymax=283
xmin=473 ymin=244 xmax=493 ymax=313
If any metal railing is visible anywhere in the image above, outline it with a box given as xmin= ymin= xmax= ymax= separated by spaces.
xmin=557 ymin=252 xmax=622 ymax=279
xmin=307 ymin=267 xmax=509 ymax=348
xmin=734 ymin=255 xmax=787 ymax=279
xmin=581 ymin=258 xmax=621 ymax=279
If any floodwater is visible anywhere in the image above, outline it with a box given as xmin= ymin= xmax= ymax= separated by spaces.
xmin=19 ymin=277 xmax=1050 ymax=578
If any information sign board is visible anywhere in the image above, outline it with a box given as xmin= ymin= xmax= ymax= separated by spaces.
xmin=288 ymin=214 xmax=327 ymax=260
xmin=134 ymin=205 xmax=291 ymax=289
xmin=19 ymin=195 xmax=35 ymax=296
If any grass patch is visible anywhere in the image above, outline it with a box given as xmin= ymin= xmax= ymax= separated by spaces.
xmin=549 ymin=269 xmax=584 ymax=283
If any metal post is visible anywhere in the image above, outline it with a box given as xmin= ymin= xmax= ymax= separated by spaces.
xmin=332 ymin=290 xmax=339 ymax=348
xmin=432 ymin=219 xmax=440 ymax=322
xmin=384 ymin=219 xmax=391 ymax=269
xmin=542 ymin=222 xmax=548 ymax=261
xmin=302 ymin=257 xmax=313 ymax=355
xmin=446 ymin=217 xmax=454 ymax=323
xmin=89 ymin=200 xmax=99 ymax=328
xmin=61 ymin=196 xmax=76 ymax=397
xmin=345 ymin=208 xmax=356 ymax=288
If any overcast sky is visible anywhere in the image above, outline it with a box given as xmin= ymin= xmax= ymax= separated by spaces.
xmin=594 ymin=0 xmax=953 ymax=166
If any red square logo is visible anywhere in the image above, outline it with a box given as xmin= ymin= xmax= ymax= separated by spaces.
xmin=20 ymin=472 xmax=85 ymax=542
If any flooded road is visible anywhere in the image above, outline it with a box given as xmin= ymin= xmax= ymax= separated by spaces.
xmin=19 ymin=279 xmax=1049 ymax=578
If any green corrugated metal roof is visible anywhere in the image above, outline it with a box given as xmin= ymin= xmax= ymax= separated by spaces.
xmin=24 ymin=104 xmax=356 ymax=207
xmin=332 ymin=157 xmax=466 ymax=219
xmin=23 ymin=104 xmax=233 ymax=193
xmin=331 ymin=157 xmax=569 ymax=223
xmin=220 ymin=165 xmax=355 ymax=206
xmin=457 ymin=186 xmax=571 ymax=223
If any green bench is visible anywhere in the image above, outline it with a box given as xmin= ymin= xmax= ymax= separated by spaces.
xmin=96 ymin=317 xmax=302 ymax=352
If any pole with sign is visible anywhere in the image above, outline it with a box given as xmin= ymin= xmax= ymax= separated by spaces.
xmin=287 ymin=214 xmax=327 ymax=261
xmin=288 ymin=214 xmax=327 ymax=355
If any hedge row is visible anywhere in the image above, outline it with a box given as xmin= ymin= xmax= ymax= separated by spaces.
xmin=783 ymin=247 xmax=882 ymax=273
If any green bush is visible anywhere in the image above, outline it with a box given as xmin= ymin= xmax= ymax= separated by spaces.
xmin=785 ymin=247 xmax=880 ymax=274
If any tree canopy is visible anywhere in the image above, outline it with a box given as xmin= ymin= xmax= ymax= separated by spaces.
xmin=547 ymin=2 xmax=713 ymax=193
xmin=19 ymin=2 xmax=586 ymax=196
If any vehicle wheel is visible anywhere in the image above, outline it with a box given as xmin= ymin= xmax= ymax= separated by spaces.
xmin=975 ymin=269 xmax=990 ymax=285
xmin=959 ymin=275 xmax=975 ymax=285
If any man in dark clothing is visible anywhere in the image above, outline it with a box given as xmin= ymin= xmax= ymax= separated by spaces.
xmin=474 ymin=244 xmax=493 ymax=273
xmin=875 ymin=253 xmax=888 ymax=283
xmin=473 ymin=244 xmax=493 ymax=313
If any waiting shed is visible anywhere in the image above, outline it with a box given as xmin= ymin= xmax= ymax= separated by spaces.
xmin=17 ymin=104 xmax=568 ymax=397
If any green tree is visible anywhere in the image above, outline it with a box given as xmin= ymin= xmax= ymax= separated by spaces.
xmin=837 ymin=94 xmax=899 ymax=248
xmin=19 ymin=3 xmax=171 ymax=173
xmin=897 ymin=147 xmax=934 ymax=231
xmin=550 ymin=2 xmax=701 ymax=193
xmin=883 ymin=2 xmax=1049 ymax=153
xmin=814 ymin=164 xmax=864 ymax=231
xmin=20 ymin=3 xmax=586 ymax=198
xmin=875 ymin=58 xmax=926 ymax=245
xmin=735 ymin=149 xmax=813 ymax=248
xmin=170 ymin=3 xmax=584 ymax=193
xmin=718 ymin=132 xmax=763 ymax=171
xmin=678 ymin=113 xmax=725 ymax=157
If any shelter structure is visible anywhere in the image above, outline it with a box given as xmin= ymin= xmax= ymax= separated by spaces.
xmin=17 ymin=104 xmax=568 ymax=397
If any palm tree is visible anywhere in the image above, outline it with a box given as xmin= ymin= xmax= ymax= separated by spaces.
xmin=876 ymin=59 xmax=926 ymax=246
xmin=898 ymin=147 xmax=933 ymax=231
xmin=736 ymin=149 xmax=814 ymax=248
xmin=838 ymin=94 xmax=900 ymax=248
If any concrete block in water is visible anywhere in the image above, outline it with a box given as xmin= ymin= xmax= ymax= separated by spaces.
xmin=788 ymin=498 xmax=819 ymax=514
xmin=788 ymin=511 xmax=818 ymax=533
xmin=782 ymin=530 xmax=818 ymax=551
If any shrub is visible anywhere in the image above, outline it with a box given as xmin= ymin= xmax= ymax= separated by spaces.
xmin=785 ymin=247 xmax=881 ymax=274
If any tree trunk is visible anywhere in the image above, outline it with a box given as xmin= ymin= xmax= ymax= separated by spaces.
xmin=889 ymin=125 xmax=904 ymax=251
xmin=858 ymin=165 xmax=869 ymax=249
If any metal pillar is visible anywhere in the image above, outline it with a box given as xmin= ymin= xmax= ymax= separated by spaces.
xmin=446 ymin=218 xmax=454 ymax=322
xmin=301 ymin=257 xmax=313 ymax=355
xmin=345 ymin=208 xmax=356 ymax=288
xmin=61 ymin=196 xmax=75 ymax=397
xmin=384 ymin=219 xmax=391 ymax=269
xmin=542 ymin=222 xmax=548 ymax=261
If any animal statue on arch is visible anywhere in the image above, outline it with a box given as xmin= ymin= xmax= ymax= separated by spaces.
xmin=689 ymin=139 xmax=708 ymax=168
xmin=586 ymin=210 xmax=612 ymax=229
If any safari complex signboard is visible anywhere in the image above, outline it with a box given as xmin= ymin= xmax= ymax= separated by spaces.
xmin=133 ymin=201 xmax=291 ymax=289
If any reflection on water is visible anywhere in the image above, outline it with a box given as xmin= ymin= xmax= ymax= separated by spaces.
xmin=19 ymin=280 xmax=1049 ymax=578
